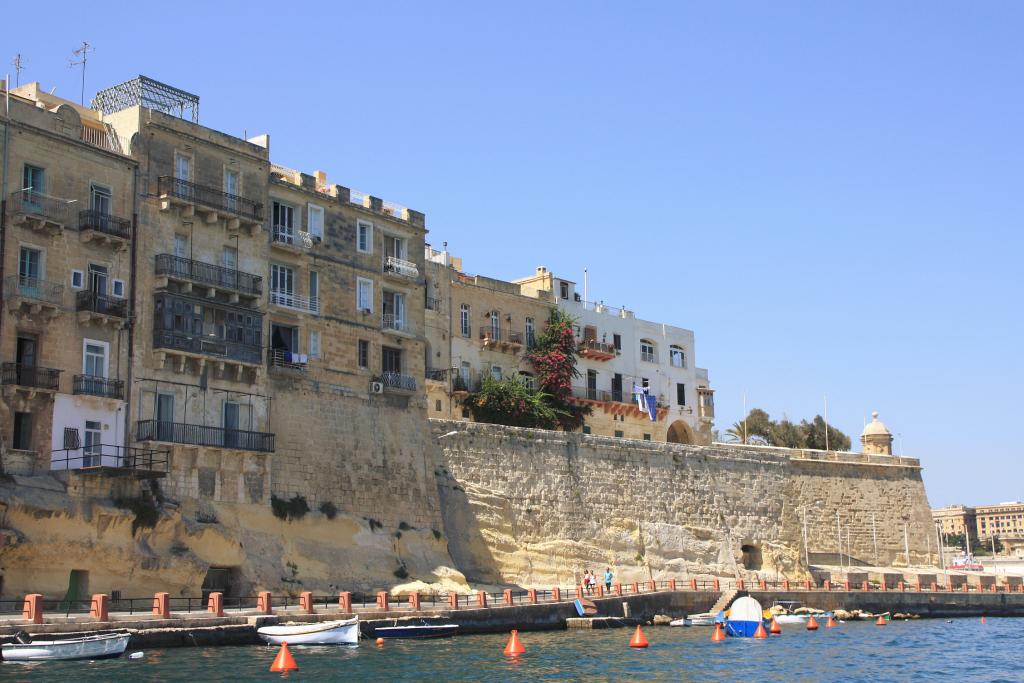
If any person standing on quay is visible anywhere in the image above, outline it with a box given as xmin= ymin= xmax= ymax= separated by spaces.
xmin=604 ymin=567 xmax=613 ymax=592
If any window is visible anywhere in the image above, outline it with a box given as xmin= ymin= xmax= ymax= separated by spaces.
xmin=83 ymin=420 xmax=102 ymax=466
xmin=18 ymin=246 xmax=41 ymax=284
xmin=559 ymin=281 xmax=569 ymax=299
xmin=611 ymin=373 xmax=624 ymax=402
xmin=670 ymin=345 xmax=685 ymax=368
xmin=489 ymin=311 xmax=500 ymax=339
xmin=272 ymin=201 xmax=294 ymax=243
xmin=308 ymin=204 xmax=324 ymax=239
xmin=383 ymin=291 xmax=405 ymax=329
xmin=357 ymin=277 xmax=373 ymax=312
xmin=677 ymin=383 xmax=686 ymax=406
xmin=643 ymin=433 xmax=652 ymax=441
xmin=309 ymin=271 xmax=319 ymax=311
xmin=112 ymin=279 xmax=125 ymax=298
xmin=357 ymin=220 xmax=373 ymax=253
xmin=83 ymin=340 xmax=108 ymax=378
xmin=13 ymin=412 xmax=32 ymax=450
xmin=71 ymin=270 xmax=84 ymax=289
xmin=525 ymin=317 xmax=535 ymax=349
xmin=460 ymin=304 xmax=470 ymax=337
xmin=358 ymin=340 xmax=369 ymax=368
xmin=614 ymin=430 xmax=624 ymax=438
xmin=270 ymin=323 xmax=298 ymax=355
xmin=23 ymin=164 xmax=45 ymax=195
xmin=224 ymin=168 xmax=239 ymax=198
xmin=271 ymin=264 xmax=294 ymax=295
xmin=491 ymin=366 xmax=503 ymax=380
xmin=223 ymin=245 xmax=238 ymax=271
xmin=582 ymin=425 xmax=591 ymax=435
xmin=382 ymin=346 xmax=402 ymax=374
xmin=90 ymin=184 xmax=111 ymax=215
xmin=223 ymin=402 xmax=240 ymax=448
xmin=88 ymin=264 xmax=108 ymax=296
xmin=460 ymin=361 xmax=471 ymax=385
xmin=309 ymin=331 xmax=321 ymax=359
xmin=435 ymin=400 xmax=442 ymax=412
xmin=613 ymin=333 xmax=622 ymax=351
xmin=640 ymin=339 xmax=656 ymax=363
xmin=519 ymin=372 xmax=535 ymax=390
xmin=174 ymin=234 xmax=188 ymax=259
xmin=174 ymin=153 xmax=191 ymax=181
xmin=384 ymin=234 xmax=406 ymax=260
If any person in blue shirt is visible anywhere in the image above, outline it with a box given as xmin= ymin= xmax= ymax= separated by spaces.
xmin=604 ymin=567 xmax=613 ymax=592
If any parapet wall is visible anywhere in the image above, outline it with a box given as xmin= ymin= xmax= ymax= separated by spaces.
xmin=431 ymin=420 xmax=935 ymax=586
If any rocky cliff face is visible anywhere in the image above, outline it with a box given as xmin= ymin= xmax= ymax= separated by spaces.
xmin=431 ymin=420 xmax=935 ymax=586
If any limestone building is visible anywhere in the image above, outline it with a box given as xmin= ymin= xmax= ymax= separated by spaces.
xmin=860 ymin=411 xmax=894 ymax=455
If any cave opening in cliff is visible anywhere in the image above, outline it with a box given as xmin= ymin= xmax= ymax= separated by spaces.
xmin=201 ymin=566 xmax=241 ymax=600
xmin=741 ymin=545 xmax=763 ymax=571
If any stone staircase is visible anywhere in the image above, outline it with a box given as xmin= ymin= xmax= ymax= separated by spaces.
xmin=709 ymin=588 xmax=739 ymax=614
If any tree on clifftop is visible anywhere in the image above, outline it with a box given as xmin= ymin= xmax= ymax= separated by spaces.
xmin=727 ymin=409 xmax=852 ymax=451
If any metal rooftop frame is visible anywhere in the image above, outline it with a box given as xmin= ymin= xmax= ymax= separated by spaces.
xmin=92 ymin=76 xmax=199 ymax=123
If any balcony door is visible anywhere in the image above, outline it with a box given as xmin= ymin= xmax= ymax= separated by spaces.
xmin=174 ymin=154 xmax=191 ymax=181
xmin=384 ymin=235 xmax=406 ymax=260
xmin=83 ymin=341 xmax=108 ymax=385
xmin=224 ymin=169 xmax=239 ymax=213
xmin=587 ymin=369 xmax=598 ymax=401
xmin=156 ymin=393 xmax=175 ymax=441
xmin=383 ymin=291 xmax=405 ymax=329
xmin=22 ymin=165 xmax=44 ymax=210
xmin=223 ymin=402 xmax=240 ymax=449
xmin=382 ymin=346 xmax=402 ymax=375
xmin=18 ymin=247 xmax=41 ymax=297
xmin=83 ymin=420 xmax=102 ymax=467
xmin=611 ymin=373 xmax=623 ymax=403
xmin=16 ymin=336 xmax=38 ymax=385
xmin=90 ymin=184 xmax=111 ymax=215
xmin=273 ymin=202 xmax=294 ymax=243
xmin=89 ymin=264 xmax=108 ymax=297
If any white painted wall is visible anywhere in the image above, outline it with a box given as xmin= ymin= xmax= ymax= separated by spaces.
xmin=50 ymin=394 xmax=125 ymax=470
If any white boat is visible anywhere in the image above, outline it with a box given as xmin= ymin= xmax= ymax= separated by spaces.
xmin=774 ymin=613 xmax=812 ymax=625
xmin=686 ymin=612 xmax=720 ymax=626
xmin=668 ymin=617 xmax=691 ymax=627
xmin=2 ymin=632 xmax=130 ymax=662
xmin=257 ymin=617 xmax=359 ymax=645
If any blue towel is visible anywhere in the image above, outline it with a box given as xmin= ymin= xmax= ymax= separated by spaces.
xmin=645 ymin=395 xmax=657 ymax=421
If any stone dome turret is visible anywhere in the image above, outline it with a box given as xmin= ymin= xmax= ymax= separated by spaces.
xmin=860 ymin=411 xmax=893 ymax=455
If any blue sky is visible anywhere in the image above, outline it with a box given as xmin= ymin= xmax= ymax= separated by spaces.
xmin=13 ymin=1 xmax=1022 ymax=507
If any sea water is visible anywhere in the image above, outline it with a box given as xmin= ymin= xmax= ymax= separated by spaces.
xmin=1 ymin=617 xmax=1019 ymax=682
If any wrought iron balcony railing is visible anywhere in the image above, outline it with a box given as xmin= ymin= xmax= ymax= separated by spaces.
xmin=8 ymin=190 xmax=73 ymax=224
xmin=382 ymin=314 xmax=408 ymax=332
xmin=270 ymin=289 xmax=320 ymax=314
xmin=579 ymin=339 xmax=617 ymax=355
xmin=1 ymin=362 xmax=60 ymax=390
xmin=76 ymin=291 xmax=128 ymax=318
xmin=479 ymin=327 xmax=523 ymax=346
xmin=50 ymin=444 xmax=169 ymax=473
xmin=78 ymin=209 xmax=131 ymax=240
xmin=373 ymin=372 xmax=417 ymax=392
xmin=271 ymin=225 xmax=314 ymax=249
xmin=73 ymin=374 xmax=124 ymax=400
xmin=383 ymin=256 xmax=419 ymax=279
xmin=3 ymin=275 xmax=64 ymax=306
xmin=157 ymin=175 xmax=263 ymax=222
xmin=136 ymin=419 xmax=275 ymax=453
xmin=572 ymin=385 xmax=612 ymax=402
xmin=152 ymin=329 xmax=262 ymax=364
xmin=155 ymin=254 xmax=263 ymax=297
xmin=425 ymin=367 xmax=449 ymax=381
xmin=268 ymin=348 xmax=308 ymax=371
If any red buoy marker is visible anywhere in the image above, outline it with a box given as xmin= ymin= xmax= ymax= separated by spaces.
xmin=629 ymin=625 xmax=649 ymax=648
xmin=504 ymin=629 xmax=525 ymax=656
xmin=806 ymin=616 xmax=819 ymax=631
xmin=269 ymin=641 xmax=298 ymax=673
xmin=826 ymin=616 xmax=836 ymax=629
xmin=711 ymin=623 xmax=726 ymax=642
xmin=876 ymin=615 xmax=887 ymax=626
xmin=753 ymin=622 xmax=768 ymax=639
xmin=769 ymin=618 xmax=782 ymax=635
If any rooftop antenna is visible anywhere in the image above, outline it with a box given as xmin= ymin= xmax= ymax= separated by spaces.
xmin=12 ymin=53 xmax=24 ymax=87
xmin=69 ymin=41 xmax=93 ymax=105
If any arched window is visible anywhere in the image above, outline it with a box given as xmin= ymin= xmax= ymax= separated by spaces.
xmin=640 ymin=339 xmax=656 ymax=363
xmin=669 ymin=345 xmax=685 ymax=368
xmin=460 ymin=304 xmax=470 ymax=337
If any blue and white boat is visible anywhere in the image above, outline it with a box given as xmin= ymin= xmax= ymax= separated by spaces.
xmin=373 ymin=623 xmax=458 ymax=639
xmin=724 ymin=596 xmax=766 ymax=637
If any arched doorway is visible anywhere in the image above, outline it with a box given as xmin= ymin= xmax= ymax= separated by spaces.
xmin=666 ymin=420 xmax=694 ymax=444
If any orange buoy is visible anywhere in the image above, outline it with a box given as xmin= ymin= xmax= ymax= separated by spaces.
xmin=269 ymin=641 xmax=298 ymax=673
xmin=503 ymin=629 xmax=525 ymax=656
xmin=753 ymin=622 xmax=768 ymax=639
xmin=980 ymin=616 xmax=986 ymax=624
xmin=806 ymin=616 xmax=819 ymax=631
xmin=769 ymin=618 xmax=781 ymax=635
xmin=375 ymin=637 xmax=385 ymax=647
xmin=826 ymin=616 xmax=836 ymax=629
xmin=711 ymin=623 xmax=727 ymax=642
xmin=629 ymin=625 xmax=649 ymax=648
xmin=876 ymin=615 xmax=887 ymax=626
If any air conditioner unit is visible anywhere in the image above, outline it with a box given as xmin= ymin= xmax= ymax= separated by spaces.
xmin=369 ymin=381 xmax=384 ymax=394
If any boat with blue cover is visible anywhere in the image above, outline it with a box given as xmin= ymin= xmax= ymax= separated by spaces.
xmin=724 ymin=596 xmax=767 ymax=637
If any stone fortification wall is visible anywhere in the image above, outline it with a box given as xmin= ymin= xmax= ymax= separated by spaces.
xmin=431 ymin=420 xmax=935 ymax=586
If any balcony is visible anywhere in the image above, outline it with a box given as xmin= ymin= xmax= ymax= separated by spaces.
xmin=578 ymin=339 xmax=617 ymax=361
xmin=152 ymin=329 xmax=262 ymax=366
xmin=157 ymin=175 xmax=263 ymax=232
xmin=8 ymin=191 xmax=72 ymax=235
xmin=268 ymin=348 xmax=308 ymax=373
xmin=73 ymin=375 xmax=124 ymax=400
xmin=3 ymin=275 xmax=63 ymax=319
xmin=451 ymin=374 xmax=473 ymax=393
xmin=479 ymin=327 xmax=523 ymax=352
xmin=51 ymin=444 xmax=168 ymax=479
xmin=1 ymin=362 xmax=60 ymax=392
xmin=383 ymin=256 xmax=419 ymax=280
xmin=136 ymin=420 xmax=275 ymax=453
xmin=425 ymin=367 xmax=449 ymax=382
xmin=76 ymin=291 xmax=128 ymax=328
xmin=373 ymin=371 xmax=417 ymax=393
xmin=271 ymin=225 xmax=315 ymax=252
xmin=154 ymin=254 xmax=263 ymax=300
xmin=698 ymin=387 xmax=715 ymax=420
xmin=571 ymin=385 xmax=612 ymax=403
xmin=270 ymin=289 xmax=320 ymax=315
xmin=382 ymin=314 xmax=409 ymax=334
xmin=78 ymin=209 xmax=131 ymax=248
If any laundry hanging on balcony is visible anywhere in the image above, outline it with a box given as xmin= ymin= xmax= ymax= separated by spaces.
xmin=632 ymin=384 xmax=657 ymax=422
